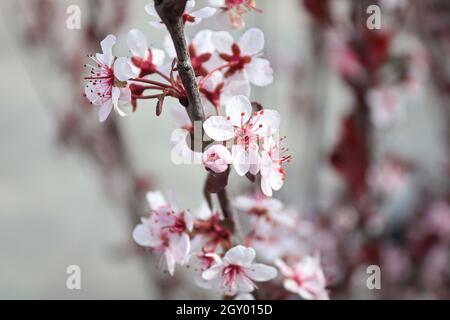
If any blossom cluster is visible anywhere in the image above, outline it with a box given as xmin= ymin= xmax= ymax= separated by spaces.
xmin=83 ymin=0 xmax=320 ymax=299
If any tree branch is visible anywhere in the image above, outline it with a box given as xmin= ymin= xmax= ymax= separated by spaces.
xmin=154 ymin=0 xmax=238 ymax=237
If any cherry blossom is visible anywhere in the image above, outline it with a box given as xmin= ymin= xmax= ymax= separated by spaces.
xmin=209 ymin=0 xmax=260 ymax=29
xmin=275 ymin=254 xmax=329 ymax=300
xmin=84 ymin=34 xmax=136 ymax=122
xmin=203 ymin=144 xmax=233 ymax=173
xmin=145 ymin=0 xmax=216 ymax=29
xmin=189 ymin=251 xmax=222 ymax=289
xmin=201 ymin=245 xmax=278 ymax=296
xmin=132 ymin=191 xmax=193 ymax=275
xmin=211 ymin=28 xmax=273 ymax=86
xmin=203 ymin=95 xmax=280 ymax=176
xmin=127 ymin=28 xmax=165 ymax=77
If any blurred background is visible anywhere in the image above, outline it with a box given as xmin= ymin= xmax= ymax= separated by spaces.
xmin=0 ymin=0 xmax=448 ymax=299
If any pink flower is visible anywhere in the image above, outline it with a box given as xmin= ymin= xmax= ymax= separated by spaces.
xmin=189 ymin=251 xmax=222 ymax=289
xmin=202 ymin=245 xmax=278 ymax=296
xmin=84 ymin=35 xmax=136 ymax=122
xmin=209 ymin=0 xmax=260 ymax=29
xmin=203 ymin=144 xmax=233 ymax=173
xmin=145 ymin=0 xmax=216 ymax=29
xmin=127 ymin=29 xmax=165 ymax=77
xmin=132 ymin=191 xmax=193 ymax=275
xmin=275 ymin=254 xmax=329 ymax=300
xmin=211 ymin=28 xmax=273 ymax=86
xmin=203 ymin=95 xmax=280 ymax=176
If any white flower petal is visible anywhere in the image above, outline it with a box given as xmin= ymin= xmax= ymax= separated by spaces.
xmin=226 ymin=95 xmax=252 ymax=127
xmin=114 ymin=57 xmax=136 ymax=82
xmin=232 ymin=145 xmax=250 ymax=176
xmin=246 ymin=58 xmax=273 ymax=86
xmin=192 ymin=29 xmax=215 ymax=55
xmin=270 ymin=171 xmax=284 ymax=191
xmin=165 ymin=250 xmax=176 ymax=276
xmin=98 ymin=100 xmax=113 ymax=122
xmin=261 ymin=176 xmax=273 ymax=197
xmin=203 ymin=116 xmax=235 ymax=141
xmin=252 ymin=109 xmax=280 ymax=136
xmin=191 ymin=7 xmax=216 ymax=19
xmin=211 ymin=31 xmax=234 ymax=55
xmin=246 ymin=263 xmax=278 ymax=281
xmin=224 ymin=245 xmax=255 ymax=265
xmin=202 ymin=263 xmax=223 ymax=281
xmin=152 ymin=48 xmax=166 ymax=66
xmin=132 ymin=224 xmax=161 ymax=247
xmin=146 ymin=191 xmax=167 ymax=210
xmin=127 ymin=29 xmax=148 ymax=58
xmin=96 ymin=34 xmax=116 ymax=66
xmin=238 ymin=28 xmax=265 ymax=56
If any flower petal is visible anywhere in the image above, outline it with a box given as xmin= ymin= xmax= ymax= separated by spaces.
xmin=146 ymin=191 xmax=167 ymax=210
xmin=96 ymin=34 xmax=116 ymax=66
xmin=211 ymin=31 xmax=234 ymax=55
xmin=191 ymin=7 xmax=216 ymax=19
xmin=232 ymin=145 xmax=250 ymax=176
xmin=238 ymin=28 xmax=265 ymax=56
xmin=98 ymin=100 xmax=113 ymax=123
xmin=261 ymin=176 xmax=273 ymax=197
xmin=132 ymin=224 xmax=161 ymax=247
xmin=203 ymin=116 xmax=235 ymax=141
xmin=224 ymin=245 xmax=255 ymax=265
xmin=202 ymin=263 xmax=223 ymax=281
xmin=246 ymin=263 xmax=278 ymax=281
xmin=127 ymin=29 xmax=148 ymax=58
xmin=246 ymin=58 xmax=273 ymax=86
xmin=226 ymin=95 xmax=252 ymax=127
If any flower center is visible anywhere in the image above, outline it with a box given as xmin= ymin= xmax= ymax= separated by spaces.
xmin=219 ymin=44 xmax=252 ymax=77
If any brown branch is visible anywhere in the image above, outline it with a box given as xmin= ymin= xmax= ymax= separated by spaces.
xmin=154 ymin=0 xmax=238 ymax=235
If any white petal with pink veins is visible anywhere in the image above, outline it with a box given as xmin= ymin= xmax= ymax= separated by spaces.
xmin=225 ymin=95 xmax=252 ymax=127
xmin=246 ymin=58 xmax=273 ymax=86
xmin=146 ymin=191 xmax=167 ymax=210
xmin=246 ymin=263 xmax=278 ymax=281
xmin=211 ymin=31 xmax=234 ymax=55
xmin=203 ymin=116 xmax=235 ymax=141
xmin=224 ymin=245 xmax=255 ymax=265
xmin=127 ymin=29 xmax=148 ymax=58
xmin=238 ymin=28 xmax=265 ymax=56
